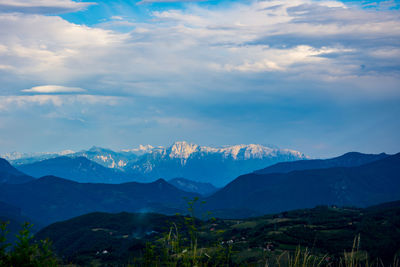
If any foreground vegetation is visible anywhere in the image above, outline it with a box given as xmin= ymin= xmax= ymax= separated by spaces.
xmin=0 ymin=222 xmax=57 ymax=267
xmin=1 ymin=200 xmax=399 ymax=266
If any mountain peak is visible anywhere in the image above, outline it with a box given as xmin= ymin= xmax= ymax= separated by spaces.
xmin=169 ymin=141 xmax=199 ymax=159
xmin=88 ymin=146 xmax=109 ymax=153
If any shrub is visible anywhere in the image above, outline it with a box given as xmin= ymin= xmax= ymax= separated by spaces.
xmin=0 ymin=221 xmax=58 ymax=267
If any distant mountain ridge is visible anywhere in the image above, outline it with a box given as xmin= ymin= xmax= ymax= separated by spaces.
xmin=168 ymin=177 xmax=219 ymax=196
xmin=124 ymin=142 xmax=307 ymax=186
xmin=255 ymin=152 xmax=389 ymax=174
xmin=5 ymin=141 xmax=308 ymax=186
xmin=0 ymin=151 xmax=398 ymax=226
xmin=0 ymin=158 xmax=34 ymax=184
xmin=204 ymin=153 xmax=400 ymax=217
xmin=0 ymin=175 xmax=197 ymax=226
xmin=16 ymin=156 xmax=142 ymax=183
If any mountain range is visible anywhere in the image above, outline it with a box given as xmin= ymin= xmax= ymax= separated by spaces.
xmin=255 ymin=151 xmax=389 ymax=174
xmin=16 ymin=156 xmax=141 ymax=184
xmin=204 ymin=152 xmax=400 ymax=217
xmin=0 ymin=175 xmax=197 ymax=225
xmin=6 ymin=141 xmax=308 ymax=186
xmin=1 ymin=151 xmax=399 ymax=226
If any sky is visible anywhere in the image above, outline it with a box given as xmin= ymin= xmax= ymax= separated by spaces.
xmin=0 ymin=0 xmax=399 ymax=158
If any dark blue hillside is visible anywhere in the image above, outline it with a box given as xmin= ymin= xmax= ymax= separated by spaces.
xmin=205 ymin=153 xmax=400 ymax=217
xmin=255 ymin=152 xmax=389 ymax=174
xmin=0 ymin=176 xmax=198 ymax=226
xmin=0 ymin=158 xmax=34 ymax=184
xmin=17 ymin=156 xmax=142 ymax=183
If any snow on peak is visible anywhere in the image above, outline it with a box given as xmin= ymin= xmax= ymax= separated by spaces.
xmin=117 ymin=142 xmax=305 ymax=161
xmin=1 ymin=151 xmax=27 ymax=160
xmin=157 ymin=142 xmax=304 ymax=161
xmin=1 ymin=150 xmax=75 ymax=161
xmin=121 ymin=144 xmax=156 ymax=155
xmin=169 ymin=141 xmax=199 ymax=159
xmin=58 ymin=150 xmax=75 ymax=156
xmin=215 ymin=144 xmax=274 ymax=159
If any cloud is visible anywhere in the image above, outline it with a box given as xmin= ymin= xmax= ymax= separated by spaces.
xmin=0 ymin=1 xmax=399 ymax=97
xmin=0 ymin=0 xmax=399 ymax=155
xmin=21 ymin=85 xmax=86 ymax=94
xmin=0 ymin=94 xmax=126 ymax=111
xmin=0 ymin=0 xmax=95 ymax=14
xmin=110 ymin=16 xmax=124 ymax=21
xmin=0 ymin=13 xmax=127 ymax=84
xmin=218 ymin=45 xmax=351 ymax=72
xmin=137 ymin=0 xmax=205 ymax=5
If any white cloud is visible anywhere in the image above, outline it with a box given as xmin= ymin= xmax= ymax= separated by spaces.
xmin=0 ymin=0 xmax=95 ymax=14
xmin=111 ymin=16 xmax=124 ymax=21
xmin=0 ymin=94 xmax=126 ymax=111
xmin=218 ymin=45 xmax=351 ymax=72
xmin=22 ymin=85 xmax=86 ymax=93
xmin=0 ymin=0 xmax=399 ymax=99
xmin=0 ymin=0 xmax=398 ymax=156
xmin=137 ymin=0 xmax=205 ymax=5
xmin=0 ymin=13 xmax=128 ymax=83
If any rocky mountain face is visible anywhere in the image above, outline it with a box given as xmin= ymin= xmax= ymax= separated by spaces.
xmin=5 ymin=141 xmax=307 ymax=186
xmin=123 ymin=142 xmax=307 ymax=186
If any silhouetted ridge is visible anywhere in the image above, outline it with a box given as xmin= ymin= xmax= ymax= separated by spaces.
xmin=0 ymin=157 xmax=34 ymax=184
xmin=17 ymin=156 xmax=141 ymax=184
xmin=0 ymin=174 xmax=197 ymax=226
xmin=255 ymin=151 xmax=389 ymax=174
xmin=168 ymin=177 xmax=219 ymax=196
xmin=204 ymin=152 xmax=400 ymax=217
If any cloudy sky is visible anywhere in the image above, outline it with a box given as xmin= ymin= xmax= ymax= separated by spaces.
xmin=0 ymin=0 xmax=399 ymax=157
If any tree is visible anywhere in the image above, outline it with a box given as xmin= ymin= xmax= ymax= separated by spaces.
xmin=0 ymin=221 xmax=58 ymax=267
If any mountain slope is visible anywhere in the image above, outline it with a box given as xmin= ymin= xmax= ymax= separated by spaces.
xmin=6 ymin=142 xmax=307 ymax=186
xmin=16 ymin=156 xmax=141 ymax=183
xmin=168 ymin=177 xmax=219 ymax=196
xmin=0 ymin=158 xmax=34 ymax=184
xmin=73 ymin=146 xmax=139 ymax=170
xmin=35 ymin=212 xmax=196 ymax=264
xmin=205 ymin=153 xmax=400 ymax=217
xmin=125 ymin=141 xmax=307 ymax=186
xmin=0 ymin=176 xmax=197 ymax=225
xmin=255 ymin=152 xmax=389 ymax=174
xmin=35 ymin=203 xmax=400 ymax=266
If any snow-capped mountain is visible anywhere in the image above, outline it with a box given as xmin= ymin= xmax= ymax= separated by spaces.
xmin=124 ymin=141 xmax=307 ymax=185
xmin=3 ymin=141 xmax=307 ymax=186
xmin=2 ymin=150 xmax=75 ymax=165
xmin=72 ymin=146 xmax=138 ymax=170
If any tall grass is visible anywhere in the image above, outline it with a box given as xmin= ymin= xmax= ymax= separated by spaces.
xmin=270 ymin=247 xmax=326 ymax=267
xmin=339 ymin=234 xmax=368 ymax=267
xmin=269 ymin=235 xmax=399 ymax=267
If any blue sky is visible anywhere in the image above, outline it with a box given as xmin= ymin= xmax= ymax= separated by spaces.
xmin=0 ymin=0 xmax=399 ymax=157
